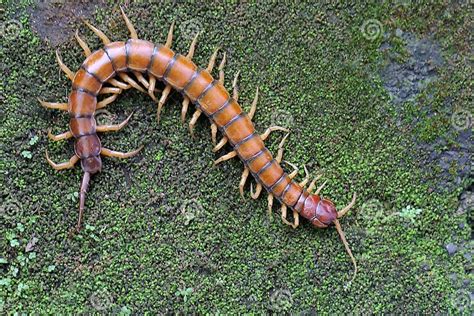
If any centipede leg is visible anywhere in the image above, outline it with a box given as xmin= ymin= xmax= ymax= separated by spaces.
xmin=38 ymin=98 xmax=68 ymax=111
xmin=82 ymin=18 xmax=141 ymax=92
xmin=239 ymin=167 xmax=250 ymax=199
xmin=209 ymin=54 xmax=226 ymax=142
xmin=148 ymin=76 xmax=158 ymax=102
xmin=156 ymin=22 xmax=176 ymax=124
xmin=83 ymin=19 xmax=111 ymax=45
xmin=213 ymin=151 xmax=237 ymax=165
xmin=284 ymin=166 xmax=311 ymax=228
xmin=248 ymin=87 xmax=258 ymax=120
xmin=307 ymin=174 xmax=323 ymax=193
xmin=45 ymin=151 xmax=79 ymax=170
xmin=189 ymin=48 xmax=220 ymax=136
xmin=267 ymin=193 xmax=274 ymax=217
xmin=100 ymin=146 xmax=144 ymax=159
xmin=48 ymin=129 xmax=73 ymax=141
xmin=133 ymin=71 xmax=150 ymax=89
xmin=260 ymin=126 xmax=289 ymax=141
xmin=250 ymin=183 xmax=262 ymax=199
xmin=56 ymin=50 xmax=74 ymax=81
xmin=210 ymin=53 xmax=227 ymax=144
xmin=315 ymin=180 xmax=327 ymax=195
xmin=97 ymin=94 xmax=119 ymax=109
xmin=99 ymin=87 xmax=122 ymax=95
xmin=305 ymin=170 xmax=326 ymax=195
xmin=107 ymin=78 xmax=132 ymax=90
xmin=180 ymin=32 xmax=200 ymax=122
xmin=166 ymin=21 xmax=175 ymax=48
xmin=120 ymin=6 xmax=138 ymax=39
xmin=250 ymin=132 xmax=288 ymax=200
xmin=299 ymin=165 xmax=310 ymax=187
xmin=281 ymin=204 xmax=299 ymax=229
xmin=75 ymin=30 xmax=91 ymax=57
xmin=96 ymin=113 xmax=133 ymax=133
xmin=119 ymin=73 xmax=146 ymax=93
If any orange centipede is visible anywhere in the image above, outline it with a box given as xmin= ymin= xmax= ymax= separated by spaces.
xmin=40 ymin=8 xmax=359 ymax=280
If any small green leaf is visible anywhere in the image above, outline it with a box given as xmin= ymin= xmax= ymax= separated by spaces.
xmin=17 ymin=254 xmax=26 ymax=264
xmin=10 ymin=266 xmax=19 ymax=277
xmin=85 ymin=224 xmax=95 ymax=231
xmin=10 ymin=239 xmax=20 ymax=247
xmin=28 ymin=135 xmax=39 ymax=146
xmin=17 ymin=282 xmax=29 ymax=293
xmin=118 ymin=306 xmax=132 ymax=316
xmin=16 ymin=223 xmax=24 ymax=232
xmin=0 ymin=258 xmax=7 ymax=264
xmin=21 ymin=151 xmax=32 ymax=159
xmin=47 ymin=265 xmax=56 ymax=272
xmin=0 ymin=278 xmax=11 ymax=286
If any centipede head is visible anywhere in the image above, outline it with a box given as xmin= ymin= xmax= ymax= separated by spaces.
xmin=302 ymin=192 xmax=358 ymax=282
xmin=301 ymin=195 xmax=338 ymax=228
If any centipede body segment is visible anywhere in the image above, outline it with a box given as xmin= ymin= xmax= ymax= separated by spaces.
xmin=40 ymin=7 xmax=359 ymax=281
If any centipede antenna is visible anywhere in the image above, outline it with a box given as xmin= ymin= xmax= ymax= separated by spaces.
xmin=77 ymin=171 xmax=91 ymax=232
xmin=334 ymin=219 xmax=357 ymax=283
xmin=337 ymin=192 xmax=357 ymax=218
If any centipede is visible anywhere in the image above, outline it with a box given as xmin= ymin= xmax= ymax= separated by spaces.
xmin=40 ymin=8 xmax=359 ymax=281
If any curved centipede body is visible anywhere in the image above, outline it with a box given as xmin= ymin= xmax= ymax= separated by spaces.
xmin=40 ymin=8 xmax=359 ymax=281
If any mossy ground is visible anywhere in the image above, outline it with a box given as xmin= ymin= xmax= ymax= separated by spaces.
xmin=1 ymin=1 xmax=472 ymax=314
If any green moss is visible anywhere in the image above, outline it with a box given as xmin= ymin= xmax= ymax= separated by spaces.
xmin=0 ymin=0 xmax=472 ymax=314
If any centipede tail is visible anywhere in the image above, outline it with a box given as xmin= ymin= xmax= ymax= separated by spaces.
xmin=41 ymin=7 xmax=358 ymax=280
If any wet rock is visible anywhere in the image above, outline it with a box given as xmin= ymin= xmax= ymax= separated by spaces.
xmin=446 ymin=243 xmax=458 ymax=256
xmin=380 ymin=31 xmax=443 ymax=104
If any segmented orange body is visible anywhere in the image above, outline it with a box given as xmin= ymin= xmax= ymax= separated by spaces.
xmin=71 ymin=39 xmax=313 ymax=218
xmin=42 ymin=8 xmax=358 ymax=280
